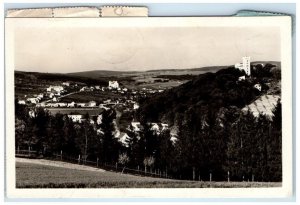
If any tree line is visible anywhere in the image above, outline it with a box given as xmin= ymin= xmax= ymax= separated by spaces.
xmin=15 ymin=99 xmax=282 ymax=182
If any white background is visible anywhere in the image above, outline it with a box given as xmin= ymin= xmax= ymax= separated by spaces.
xmin=0 ymin=0 xmax=298 ymax=205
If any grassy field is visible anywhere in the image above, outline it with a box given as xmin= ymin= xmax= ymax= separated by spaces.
xmin=16 ymin=162 xmax=282 ymax=188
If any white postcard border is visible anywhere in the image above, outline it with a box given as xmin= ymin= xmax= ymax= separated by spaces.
xmin=5 ymin=16 xmax=292 ymax=199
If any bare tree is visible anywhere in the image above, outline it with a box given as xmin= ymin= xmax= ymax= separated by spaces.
xmin=143 ymin=156 xmax=155 ymax=174
xmin=118 ymin=153 xmax=130 ymax=174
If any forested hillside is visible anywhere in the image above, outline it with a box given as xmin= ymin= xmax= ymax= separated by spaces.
xmin=137 ymin=67 xmax=263 ymax=125
xmin=134 ymin=64 xmax=281 ymax=182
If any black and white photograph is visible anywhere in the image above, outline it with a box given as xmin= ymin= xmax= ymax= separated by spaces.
xmin=5 ymin=13 xmax=292 ymax=198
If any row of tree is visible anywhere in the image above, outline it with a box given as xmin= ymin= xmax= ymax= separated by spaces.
xmin=15 ymin=101 xmax=120 ymax=164
xmin=127 ymin=102 xmax=281 ymax=182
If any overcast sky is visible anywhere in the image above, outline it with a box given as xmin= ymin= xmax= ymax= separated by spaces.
xmin=15 ymin=26 xmax=280 ymax=73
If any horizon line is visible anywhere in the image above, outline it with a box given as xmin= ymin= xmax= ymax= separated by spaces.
xmin=14 ymin=60 xmax=281 ymax=74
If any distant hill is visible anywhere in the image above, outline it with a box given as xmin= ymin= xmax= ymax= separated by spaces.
xmin=15 ymin=71 xmax=108 ymax=86
xmin=67 ymin=62 xmax=280 ymax=80
xmin=67 ymin=66 xmax=227 ymax=79
xmin=68 ymin=70 xmax=139 ymax=78
xmin=145 ymin=66 xmax=228 ymax=73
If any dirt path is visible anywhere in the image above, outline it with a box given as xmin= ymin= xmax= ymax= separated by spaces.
xmin=16 ymin=157 xmax=106 ymax=173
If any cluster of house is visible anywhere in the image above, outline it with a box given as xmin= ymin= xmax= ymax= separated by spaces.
xmin=116 ymin=122 xmax=170 ymax=147
xmin=18 ymin=82 xmax=70 ymax=105
xmin=18 ymin=93 xmax=45 ymax=105
xmin=19 ymin=78 xmax=162 ymax=112
xmin=129 ymin=122 xmax=169 ymax=134
xmin=235 ymin=56 xmax=262 ymax=92
xmin=37 ymin=99 xmax=140 ymax=111
xmin=46 ymin=85 xmax=67 ymax=102
xmin=37 ymin=107 xmax=104 ymax=124
xmin=34 ymin=104 xmax=169 ymax=147
xmin=37 ymin=100 xmax=98 ymax=108
xmin=79 ymin=81 xmax=129 ymax=94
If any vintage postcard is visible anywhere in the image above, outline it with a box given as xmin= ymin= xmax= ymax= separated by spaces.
xmin=5 ymin=13 xmax=292 ymax=199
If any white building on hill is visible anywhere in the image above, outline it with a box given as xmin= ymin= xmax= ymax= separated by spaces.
xmin=108 ymin=81 xmax=119 ymax=89
xmin=235 ymin=56 xmax=251 ymax=76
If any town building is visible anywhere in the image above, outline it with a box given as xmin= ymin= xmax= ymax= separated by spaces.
xmin=88 ymin=101 xmax=97 ymax=107
xmin=97 ymin=114 xmax=103 ymax=124
xmin=161 ymin=123 xmax=169 ymax=131
xmin=47 ymin=108 xmax=104 ymax=123
xmin=131 ymin=122 xmax=141 ymax=132
xmin=133 ymin=103 xmax=140 ymax=110
xmin=150 ymin=123 xmax=160 ymax=132
xmin=37 ymin=102 xmax=46 ymax=107
xmin=18 ymin=100 xmax=26 ymax=105
xmin=118 ymin=133 xmax=130 ymax=147
xmin=28 ymin=110 xmax=35 ymax=118
xmin=37 ymin=94 xmax=44 ymax=99
xmin=150 ymin=123 xmax=169 ymax=135
xmin=47 ymin=86 xmax=64 ymax=93
xmin=57 ymin=103 xmax=67 ymax=107
xmin=238 ymin=76 xmax=246 ymax=81
xmin=49 ymin=93 xmax=54 ymax=98
xmin=108 ymin=81 xmax=119 ymax=89
xmin=103 ymin=99 xmax=112 ymax=104
xmin=77 ymin=103 xmax=86 ymax=107
xmin=68 ymin=115 xmax=83 ymax=123
xmin=99 ymin=104 xmax=110 ymax=110
xmin=67 ymin=102 xmax=75 ymax=107
xmin=27 ymin=98 xmax=38 ymax=104
xmin=80 ymin=86 xmax=88 ymax=92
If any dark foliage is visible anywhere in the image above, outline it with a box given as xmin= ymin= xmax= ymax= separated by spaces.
xmin=137 ymin=67 xmax=258 ymax=125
